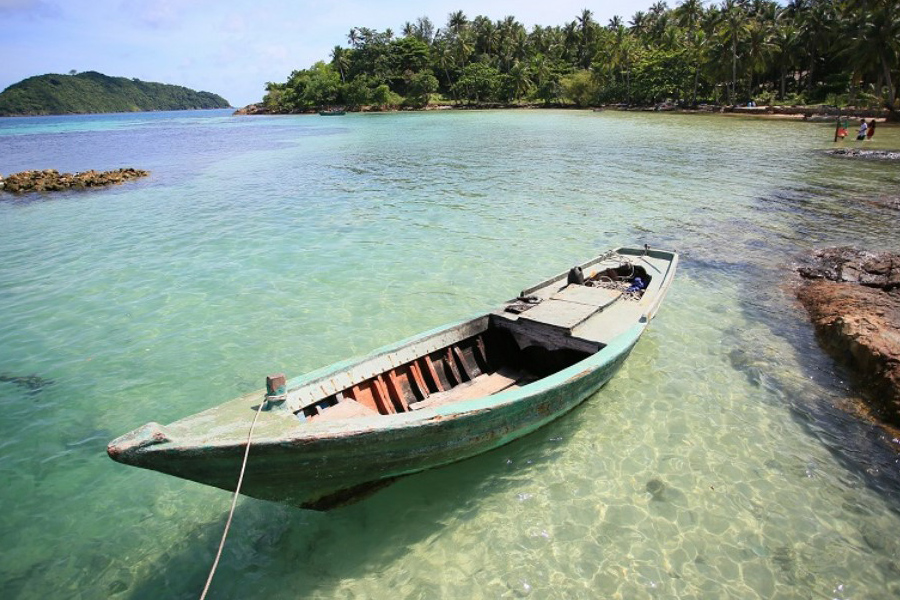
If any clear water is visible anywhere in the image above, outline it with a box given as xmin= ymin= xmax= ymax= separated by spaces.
xmin=1 ymin=109 xmax=899 ymax=599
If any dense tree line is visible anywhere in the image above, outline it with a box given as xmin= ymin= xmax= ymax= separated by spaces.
xmin=0 ymin=72 xmax=230 ymax=116
xmin=263 ymin=0 xmax=899 ymax=118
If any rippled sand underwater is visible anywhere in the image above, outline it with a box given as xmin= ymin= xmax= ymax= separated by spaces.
xmin=1 ymin=109 xmax=899 ymax=599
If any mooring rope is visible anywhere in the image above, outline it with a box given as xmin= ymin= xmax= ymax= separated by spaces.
xmin=199 ymin=398 xmax=266 ymax=600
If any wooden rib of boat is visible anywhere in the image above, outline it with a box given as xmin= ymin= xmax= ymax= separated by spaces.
xmin=108 ymin=246 xmax=678 ymax=510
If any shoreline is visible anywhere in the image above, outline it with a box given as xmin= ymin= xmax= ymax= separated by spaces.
xmin=234 ymin=101 xmax=893 ymax=121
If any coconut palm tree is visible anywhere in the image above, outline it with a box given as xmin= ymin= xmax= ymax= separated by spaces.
xmin=676 ymin=0 xmax=704 ymax=41
xmin=718 ymin=0 xmax=751 ymax=103
xmin=447 ymin=10 xmax=468 ymax=38
xmin=646 ymin=1 xmax=672 ymax=44
xmin=562 ymin=21 xmax=579 ymax=64
xmin=745 ymin=18 xmax=775 ymax=99
xmin=793 ymin=0 xmax=837 ymax=94
xmin=630 ymin=11 xmax=648 ymax=37
xmin=455 ymin=30 xmax=474 ymax=70
xmin=508 ymin=60 xmax=534 ymax=101
xmin=843 ymin=0 xmax=900 ymax=117
xmin=577 ymin=9 xmax=596 ymax=69
xmin=771 ymin=10 xmax=799 ymax=100
xmin=347 ymin=28 xmax=360 ymax=48
xmin=415 ymin=17 xmax=435 ymax=44
xmin=676 ymin=0 xmax=707 ymax=105
xmin=330 ymin=46 xmax=349 ymax=83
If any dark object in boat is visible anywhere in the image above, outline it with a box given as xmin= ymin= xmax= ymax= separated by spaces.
xmin=567 ymin=266 xmax=585 ymax=285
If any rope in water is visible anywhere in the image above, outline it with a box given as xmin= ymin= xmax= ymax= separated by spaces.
xmin=199 ymin=398 xmax=267 ymax=600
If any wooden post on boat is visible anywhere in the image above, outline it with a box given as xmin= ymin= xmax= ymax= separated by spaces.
xmin=265 ymin=373 xmax=287 ymax=407
xmin=834 ymin=107 xmax=841 ymax=142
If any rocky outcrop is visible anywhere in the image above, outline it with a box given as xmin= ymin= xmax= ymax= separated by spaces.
xmin=233 ymin=103 xmax=270 ymax=115
xmin=826 ymin=149 xmax=900 ymax=160
xmin=797 ymin=247 xmax=900 ymax=428
xmin=0 ymin=168 xmax=149 ymax=193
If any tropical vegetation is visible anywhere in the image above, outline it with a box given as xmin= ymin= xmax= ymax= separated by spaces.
xmin=0 ymin=71 xmax=230 ymax=116
xmin=261 ymin=1 xmax=899 ymax=119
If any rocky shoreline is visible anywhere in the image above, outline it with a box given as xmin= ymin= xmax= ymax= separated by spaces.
xmin=0 ymin=168 xmax=149 ymax=193
xmin=796 ymin=248 xmax=900 ymax=431
xmin=825 ymin=149 xmax=900 ymax=161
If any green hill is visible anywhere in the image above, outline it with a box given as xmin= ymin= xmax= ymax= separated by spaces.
xmin=0 ymin=71 xmax=230 ymax=116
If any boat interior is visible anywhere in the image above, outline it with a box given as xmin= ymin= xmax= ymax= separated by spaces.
xmin=289 ymin=253 xmax=658 ymax=423
xmin=298 ymin=326 xmax=592 ymax=422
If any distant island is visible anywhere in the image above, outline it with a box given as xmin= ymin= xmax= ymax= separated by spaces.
xmin=0 ymin=71 xmax=230 ymax=116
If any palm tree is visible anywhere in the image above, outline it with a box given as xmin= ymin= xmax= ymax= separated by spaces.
xmin=473 ymin=17 xmax=497 ymax=57
xmin=676 ymin=0 xmax=704 ymax=39
xmin=495 ymin=16 xmax=525 ymax=72
xmin=606 ymin=23 xmax=637 ymax=102
xmin=745 ymin=17 xmax=775 ymax=99
xmin=577 ymin=9 xmax=596 ymax=69
xmin=718 ymin=0 xmax=751 ymax=103
xmin=532 ymin=55 xmax=551 ymax=91
xmin=844 ymin=0 xmax=900 ymax=117
xmin=529 ymin=25 xmax=547 ymax=54
xmin=415 ymin=17 xmax=435 ymax=44
xmin=508 ymin=60 xmax=534 ymax=101
xmin=630 ymin=11 xmax=649 ymax=41
xmin=562 ymin=21 xmax=579 ymax=64
xmin=771 ymin=10 xmax=799 ymax=100
xmin=447 ymin=10 xmax=468 ymax=38
xmin=647 ymin=1 xmax=671 ymax=44
xmin=793 ymin=0 xmax=837 ymax=94
xmin=676 ymin=0 xmax=707 ymax=105
xmin=347 ymin=28 xmax=360 ymax=48
xmin=330 ymin=46 xmax=349 ymax=83
xmin=435 ymin=41 xmax=457 ymax=99
xmin=454 ymin=31 xmax=475 ymax=85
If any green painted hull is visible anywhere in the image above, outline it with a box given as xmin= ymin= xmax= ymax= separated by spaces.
xmin=108 ymin=247 xmax=676 ymax=509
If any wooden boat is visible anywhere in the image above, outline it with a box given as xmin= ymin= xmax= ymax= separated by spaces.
xmin=108 ymin=246 xmax=678 ymax=510
xmin=318 ymin=109 xmax=346 ymax=116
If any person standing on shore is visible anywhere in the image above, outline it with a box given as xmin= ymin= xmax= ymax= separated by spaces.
xmin=867 ymin=119 xmax=876 ymax=139
xmin=857 ymin=119 xmax=868 ymax=140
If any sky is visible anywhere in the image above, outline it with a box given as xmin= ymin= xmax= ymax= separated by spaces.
xmin=1 ymin=0 xmax=658 ymax=108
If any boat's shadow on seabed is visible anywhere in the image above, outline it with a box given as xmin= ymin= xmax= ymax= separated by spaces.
xmin=123 ymin=412 xmax=580 ymax=599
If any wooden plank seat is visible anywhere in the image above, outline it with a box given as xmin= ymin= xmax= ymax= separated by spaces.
xmin=309 ymin=399 xmax=379 ymax=422
xmin=409 ymin=367 xmax=523 ymax=411
xmin=518 ymin=285 xmax=623 ymax=333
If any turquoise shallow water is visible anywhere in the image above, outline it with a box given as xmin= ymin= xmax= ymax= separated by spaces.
xmin=1 ymin=109 xmax=899 ymax=599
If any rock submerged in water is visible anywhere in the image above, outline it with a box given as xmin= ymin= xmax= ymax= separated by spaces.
xmin=0 ymin=168 xmax=149 ymax=193
xmin=0 ymin=372 xmax=54 ymax=394
xmin=826 ymin=148 xmax=900 ymax=161
xmin=796 ymin=247 xmax=900 ymax=428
